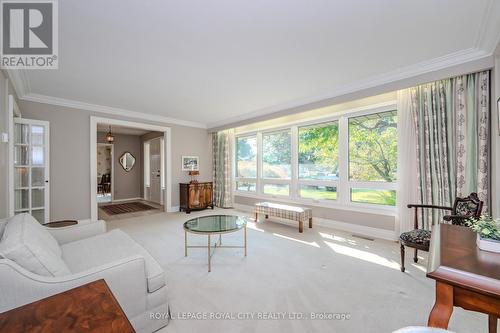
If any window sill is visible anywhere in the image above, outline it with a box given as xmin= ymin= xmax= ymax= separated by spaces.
xmin=233 ymin=191 xmax=397 ymax=217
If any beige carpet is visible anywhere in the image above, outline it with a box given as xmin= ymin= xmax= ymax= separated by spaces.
xmin=107 ymin=209 xmax=486 ymax=333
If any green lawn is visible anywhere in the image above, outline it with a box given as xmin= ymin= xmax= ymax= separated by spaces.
xmin=299 ymin=187 xmax=337 ymax=200
xmin=262 ymin=186 xmax=395 ymax=206
xmin=351 ymin=188 xmax=396 ymax=206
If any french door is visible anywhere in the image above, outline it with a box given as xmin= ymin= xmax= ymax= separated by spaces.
xmin=12 ymin=118 xmax=50 ymax=224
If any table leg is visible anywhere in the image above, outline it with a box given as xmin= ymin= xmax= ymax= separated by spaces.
xmin=219 ymin=234 xmax=222 ymax=246
xmin=208 ymin=234 xmax=211 ymax=272
xmin=299 ymin=220 xmax=304 ymax=233
xmin=489 ymin=315 xmax=497 ymax=333
xmin=255 ymin=212 xmax=258 ymax=222
xmin=428 ymin=281 xmax=454 ymax=329
xmin=184 ymin=230 xmax=187 ymax=257
xmin=244 ymin=225 xmax=247 ymax=257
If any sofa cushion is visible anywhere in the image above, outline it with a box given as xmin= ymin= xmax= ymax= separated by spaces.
xmin=0 ymin=214 xmax=71 ymax=276
xmin=62 ymin=229 xmax=165 ymax=293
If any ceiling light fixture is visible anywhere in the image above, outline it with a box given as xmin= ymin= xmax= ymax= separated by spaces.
xmin=106 ymin=126 xmax=114 ymax=143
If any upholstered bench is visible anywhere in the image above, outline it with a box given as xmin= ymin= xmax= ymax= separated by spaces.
xmin=254 ymin=202 xmax=313 ymax=233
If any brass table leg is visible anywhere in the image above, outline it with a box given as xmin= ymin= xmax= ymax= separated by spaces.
xmin=208 ymin=234 xmax=211 ymax=272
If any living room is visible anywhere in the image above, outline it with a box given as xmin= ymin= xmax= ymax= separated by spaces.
xmin=1 ymin=1 xmax=500 ymax=333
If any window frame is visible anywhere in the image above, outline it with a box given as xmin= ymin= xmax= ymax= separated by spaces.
xmin=234 ymin=134 xmax=258 ymax=193
xmin=233 ymin=103 xmax=397 ymax=214
xmin=260 ymin=128 xmax=292 ymax=197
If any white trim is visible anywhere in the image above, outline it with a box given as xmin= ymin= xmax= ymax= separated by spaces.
xmin=233 ymin=203 xmax=396 ymax=241
xmin=235 ymin=102 xmax=397 ymax=135
xmin=11 ymin=118 xmax=50 ymax=223
xmin=171 ymin=205 xmax=180 ymax=212
xmin=7 ymin=93 xmax=15 ymax=217
xmin=90 ymin=116 xmax=173 ymax=221
xmin=111 ymin=197 xmax=143 ymax=203
xmin=474 ymin=0 xmax=500 ymax=53
xmin=5 ymin=70 xmax=30 ymax=98
xmin=97 ymin=143 xmax=114 ymax=201
xmin=208 ymin=48 xmax=493 ymax=129
xmin=234 ymin=191 xmax=396 ymax=216
xmin=23 ymin=93 xmax=206 ymax=129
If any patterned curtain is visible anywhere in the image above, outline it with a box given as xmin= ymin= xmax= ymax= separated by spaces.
xmin=212 ymin=129 xmax=234 ymax=208
xmin=410 ymin=71 xmax=490 ymax=229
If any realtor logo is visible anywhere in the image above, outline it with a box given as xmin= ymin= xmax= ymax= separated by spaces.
xmin=1 ymin=0 xmax=58 ymax=69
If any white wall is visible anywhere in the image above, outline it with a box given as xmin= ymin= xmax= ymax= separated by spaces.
xmin=19 ymin=100 xmax=212 ymax=220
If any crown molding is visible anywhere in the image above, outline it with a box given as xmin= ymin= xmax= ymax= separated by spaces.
xmin=475 ymin=0 xmax=500 ymax=53
xmin=20 ymin=93 xmax=207 ymax=129
xmin=5 ymin=69 xmax=30 ymax=97
xmin=207 ymin=47 xmax=493 ymax=130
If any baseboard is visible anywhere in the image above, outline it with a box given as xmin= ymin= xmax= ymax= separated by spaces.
xmin=112 ymin=197 xmax=143 ymax=203
xmin=233 ymin=203 xmax=397 ymax=241
xmin=170 ymin=206 xmax=180 ymax=212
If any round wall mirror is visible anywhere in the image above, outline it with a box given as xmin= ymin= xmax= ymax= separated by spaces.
xmin=119 ymin=152 xmax=136 ymax=172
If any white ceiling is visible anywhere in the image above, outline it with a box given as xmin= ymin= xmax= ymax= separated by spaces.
xmin=97 ymin=123 xmax=152 ymax=136
xmin=13 ymin=0 xmax=500 ymax=128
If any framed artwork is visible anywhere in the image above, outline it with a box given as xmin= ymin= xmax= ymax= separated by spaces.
xmin=182 ymin=156 xmax=199 ymax=171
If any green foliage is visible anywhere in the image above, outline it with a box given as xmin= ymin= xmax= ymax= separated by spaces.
xmin=237 ymin=137 xmax=256 ymax=161
xmin=466 ymin=215 xmax=500 ymax=241
xmin=298 ymin=123 xmax=339 ymax=177
xmin=349 ymin=112 xmax=397 ymax=182
xmin=263 ymin=131 xmax=291 ymax=164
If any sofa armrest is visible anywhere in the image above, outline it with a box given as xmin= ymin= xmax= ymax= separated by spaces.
xmin=46 ymin=220 xmax=107 ymax=245
xmin=0 ymin=256 xmax=148 ymax=318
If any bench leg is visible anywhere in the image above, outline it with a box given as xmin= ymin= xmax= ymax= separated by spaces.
xmin=265 ymin=214 xmax=268 ymax=219
xmin=299 ymin=220 xmax=304 ymax=233
xmin=309 ymin=217 xmax=313 ymax=228
xmin=255 ymin=212 xmax=258 ymax=222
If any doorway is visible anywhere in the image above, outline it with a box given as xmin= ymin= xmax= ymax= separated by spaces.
xmin=96 ymin=143 xmax=113 ymax=203
xmin=144 ymin=137 xmax=164 ymax=205
xmin=90 ymin=116 xmax=172 ymax=221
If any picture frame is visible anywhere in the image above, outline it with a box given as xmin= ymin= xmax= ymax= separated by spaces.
xmin=182 ymin=156 xmax=199 ymax=171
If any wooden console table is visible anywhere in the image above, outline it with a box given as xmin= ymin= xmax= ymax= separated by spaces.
xmin=0 ymin=279 xmax=135 ymax=333
xmin=427 ymin=223 xmax=500 ymax=333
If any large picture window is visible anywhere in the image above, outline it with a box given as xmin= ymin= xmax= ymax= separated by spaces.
xmin=262 ymin=130 xmax=291 ymax=179
xmin=298 ymin=122 xmax=338 ymax=201
xmin=234 ymin=106 xmax=397 ymax=209
xmin=235 ymin=135 xmax=257 ymax=192
xmin=348 ymin=111 xmax=397 ymax=205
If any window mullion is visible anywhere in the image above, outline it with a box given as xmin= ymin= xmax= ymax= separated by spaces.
xmin=338 ymin=116 xmax=349 ymax=205
xmin=291 ymin=125 xmax=298 ymax=200
xmin=257 ymin=132 xmax=263 ymax=195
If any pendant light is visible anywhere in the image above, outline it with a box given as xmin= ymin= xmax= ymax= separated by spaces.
xmin=106 ymin=126 xmax=114 ymax=143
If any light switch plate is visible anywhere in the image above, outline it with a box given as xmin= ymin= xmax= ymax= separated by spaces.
xmin=1 ymin=132 xmax=8 ymax=143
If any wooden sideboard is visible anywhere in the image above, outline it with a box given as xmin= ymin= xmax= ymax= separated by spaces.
xmin=180 ymin=182 xmax=214 ymax=213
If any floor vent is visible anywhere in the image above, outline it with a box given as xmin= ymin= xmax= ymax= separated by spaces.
xmin=352 ymin=234 xmax=375 ymax=241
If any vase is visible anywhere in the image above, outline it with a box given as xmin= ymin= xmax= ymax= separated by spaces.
xmin=476 ymin=234 xmax=500 ymax=253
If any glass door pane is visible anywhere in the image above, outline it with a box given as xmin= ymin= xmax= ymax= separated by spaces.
xmin=13 ymin=120 xmax=49 ymax=224
xmin=15 ymin=123 xmax=29 ymax=144
xmin=14 ymin=167 xmax=29 ymax=187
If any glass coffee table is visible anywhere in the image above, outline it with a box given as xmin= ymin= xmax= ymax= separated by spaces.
xmin=184 ymin=215 xmax=248 ymax=272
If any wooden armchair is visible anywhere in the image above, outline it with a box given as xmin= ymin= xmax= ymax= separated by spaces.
xmin=399 ymin=192 xmax=483 ymax=272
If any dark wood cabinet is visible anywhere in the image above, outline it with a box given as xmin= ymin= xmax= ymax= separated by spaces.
xmin=179 ymin=182 xmax=214 ymax=213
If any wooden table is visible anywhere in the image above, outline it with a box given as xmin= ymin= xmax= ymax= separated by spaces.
xmin=0 ymin=279 xmax=135 ymax=333
xmin=427 ymin=223 xmax=500 ymax=333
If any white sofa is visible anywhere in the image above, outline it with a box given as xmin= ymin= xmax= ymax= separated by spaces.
xmin=0 ymin=214 xmax=169 ymax=333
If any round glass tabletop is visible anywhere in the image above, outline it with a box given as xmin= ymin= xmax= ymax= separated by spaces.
xmin=183 ymin=215 xmax=248 ymax=234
